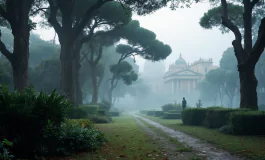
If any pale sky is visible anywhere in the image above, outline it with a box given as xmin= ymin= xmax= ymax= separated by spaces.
xmin=33 ymin=3 xmax=235 ymax=73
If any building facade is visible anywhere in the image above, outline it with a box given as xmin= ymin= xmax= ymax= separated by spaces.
xmin=163 ymin=54 xmax=217 ymax=97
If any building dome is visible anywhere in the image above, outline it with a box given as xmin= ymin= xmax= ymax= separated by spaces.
xmin=175 ymin=54 xmax=187 ymax=66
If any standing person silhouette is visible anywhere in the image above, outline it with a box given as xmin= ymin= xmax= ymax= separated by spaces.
xmin=182 ymin=97 xmax=187 ymax=110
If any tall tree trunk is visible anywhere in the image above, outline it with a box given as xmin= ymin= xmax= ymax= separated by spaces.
xmin=11 ymin=31 xmax=30 ymax=91
xmin=74 ymin=35 xmax=83 ymax=106
xmin=90 ymin=64 xmax=98 ymax=104
xmin=239 ymin=65 xmax=258 ymax=109
xmin=60 ymin=43 xmax=76 ymax=102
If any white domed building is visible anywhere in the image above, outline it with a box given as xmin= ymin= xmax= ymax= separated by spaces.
xmin=164 ymin=54 xmax=217 ymax=97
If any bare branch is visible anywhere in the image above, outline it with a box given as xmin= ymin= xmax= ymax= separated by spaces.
xmin=47 ymin=0 xmax=62 ymax=38
xmin=30 ymin=7 xmax=48 ymax=16
xmin=221 ymin=0 xmax=246 ymax=62
xmin=251 ymin=0 xmax=260 ymax=9
xmin=0 ymin=5 xmax=8 ymax=20
xmin=248 ymin=17 xmax=265 ymax=65
xmin=0 ymin=32 xmax=12 ymax=61
xmin=94 ymin=44 xmax=103 ymax=64
xmin=73 ymin=0 xmax=112 ymax=38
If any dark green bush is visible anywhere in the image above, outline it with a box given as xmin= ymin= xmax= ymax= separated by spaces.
xmin=0 ymin=138 xmax=14 ymax=160
xmin=162 ymin=112 xmax=181 ymax=119
xmin=97 ymin=109 xmax=106 ymax=116
xmin=154 ymin=111 xmax=163 ymax=117
xmin=161 ymin=103 xmax=177 ymax=112
xmin=147 ymin=110 xmax=156 ymax=116
xmin=67 ymin=107 xmax=88 ymax=119
xmin=168 ymin=110 xmax=180 ymax=113
xmin=181 ymin=108 xmax=208 ymax=125
xmin=79 ymin=105 xmax=98 ymax=115
xmin=140 ymin=110 xmax=148 ymax=114
xmin=109 ymin=111 xmax=120 ymax=116
xmin=229 ymin=111 xmax=265 ymax=135
xmin=98 ymin=99 xmax=111 ymax=111
xmin=42 ymin=121 xmax=106 ymax=156
xmin=88 ymin=115 xmax=110 ymax=123
xmin=65 ymin=119 xmax=94 ymax=129
xmin=0 ymin=86 xmax=71 ymax=158
xmin=203 ymin=108 xmax=238 ymax=128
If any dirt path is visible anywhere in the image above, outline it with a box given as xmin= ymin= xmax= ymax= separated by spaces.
xmin=132 ymin=114 xmax=246 ymax=160
xmin=134 ymin=117 xmax=205 ymax=160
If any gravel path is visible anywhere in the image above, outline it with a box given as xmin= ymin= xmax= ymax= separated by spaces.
xmin=132 ymin=114 xmax=246 ymax=160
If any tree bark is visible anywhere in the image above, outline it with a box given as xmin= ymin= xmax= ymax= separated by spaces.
xmin=238 ymin=64 xmax=258 ymax=110
xmin=10 ymin=28 xmax=30 ymax=91
xmin=60 ymin=42 xmax=76 ymax=102
xmin=90 ymin=64 xmax=98 ymax=104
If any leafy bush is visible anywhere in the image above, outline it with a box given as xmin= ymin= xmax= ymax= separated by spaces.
xmin=65 ymin=119 xmax=94 ymax=129
xmin=229 ymin=111 xmax=265 ymax=135
xmin=161 ymin=103 xmax=177 ymax=112
xmin=140 ymin=110 xmax=148 ymax=114
xmin=67 ymin=107 xmax=88 ymax=119
xmin=154 ymin=111 xmax=163 ymax=117
xmin=109 ymin=111 xmax=120 ymax=116
xmin=219 ymin=125 xmax=234 ymax=135
xmin=98 ymin=99 xmax=111 ymax=111
xmin=79 ymin=105 xmax=98 ymax=115
xmin=0 ymin=86 xmax=72 ymax=158
xmin=203 ymin=108 xmax=237 ymax=128
xmin=0 ymin=138 xmax=14 ymax=160
xmin=162 ymin=112 xmax=181 ymax=119
xmin=42 ymin=121 xmax=106 ymax=156
xmin=181 ymin=108 xmax=208 ymax=125
xmin=97 ymin=109 xmax=106 ymax=116
xmin=88 ymin=115 xmax=111 ymax=123
xmin=147 ymin=110 xmax=156 ymax=116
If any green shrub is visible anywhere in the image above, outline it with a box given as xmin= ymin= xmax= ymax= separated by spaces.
xmin=0 ymin=86 xmax=72 ymax=158
xmin=0 ymin=138 xmax=14 ymax=160
xmin=140 ymin=110 xmax=148 ymax=114
xmin=65 ymin=119 xmax=94 ymax=129
xmin=109 ymin=111 xmax=120 ymax=116
xmin=181 ymin=108 xmax=208 ymax=125
xmin=219 ymin=125 xmax=234 ymax=134
xmin=147 ymin=110 xmax=156 ymax=116
xmin=203 ymin=108 xmax=238 ymax=128
xmin=154 ymin=111 xmax=163 ymax=117
xmin=98 ymin=99 xmax=111 ymax=111
xmin=161 ymin=103 xmax=176 ymax=112
xmin=97 ymin=109 xmax=106 ymax=116
xmin=88 ymin=115 xmax=110 ymax=123
xmin=42 ymin=121 xmax=106 ymax=156
xmin=79 ymin=105 xmax=98 ymax=115
xmin=229 ymin=111 xmax=265 ymax=135
xmin=162 ymin=112 xmax=181 ymax=119
xmin=168 ymin=110 xmax=180 ymax=113
xmin=67 ymin=107 xmax=88 ymax=119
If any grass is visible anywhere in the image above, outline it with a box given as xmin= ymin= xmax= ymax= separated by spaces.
xmin=76 ymin=115 xmax=166 ymax=160
xmin=138 ymin=118 xmax=192 ymax=153
xmin=141 ymin=114 xmax=265 ymax=160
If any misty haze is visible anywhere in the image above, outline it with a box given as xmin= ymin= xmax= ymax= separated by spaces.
xmin=0 ymin=0 xmax=264 ymax=160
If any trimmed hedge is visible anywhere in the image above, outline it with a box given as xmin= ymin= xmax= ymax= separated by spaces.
xmin=162 ymin=112 xmax=181 ymax=119
xmin=181 ymin=108 xmax=209 ymax=125
xmin=147 ymin=110 xmax=156 ymax=116
xmin=97 ymin=109 xmax=106 ymax=116
xmin=230 ymin=111 xmax=265 ymax=135
xmin=203 ymin=108 xmax=238 ymax=128
xmin=79 ymin=105 xmax=99 ymax=115
xmin=168 ymin=110 xmax=180 ymax=114
xmin=161 ymin=103 xmax=182 ymax=112
xmin=154 ymin=111 xmax=163 ymax=117
xmin=67 ymin=107 xmax=88 ymax=119
xmin=109 ymin=111 xmax=120 ymax=116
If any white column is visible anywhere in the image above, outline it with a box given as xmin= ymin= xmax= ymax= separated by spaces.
xmin=171 ymin=80 xmax=174 ymax=94
xmin=176 ymin=80 xmax=179 ymax=95
xmin=193 ymin=80 xmax=196 ymax=90
xmin=188 ymin=80 xmax=190 ymax=94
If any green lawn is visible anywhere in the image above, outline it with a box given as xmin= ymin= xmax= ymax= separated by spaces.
xmin=141 ymin=114 xmax=265 ymax=160
xmin=75 ymin=115 xmax=166 ymax=160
